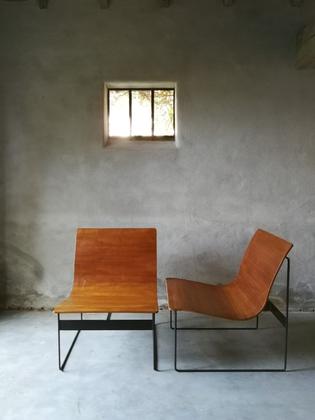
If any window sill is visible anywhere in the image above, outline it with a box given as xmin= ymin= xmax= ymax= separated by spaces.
xmin=105 ymin=137 xmax=178 ymax=150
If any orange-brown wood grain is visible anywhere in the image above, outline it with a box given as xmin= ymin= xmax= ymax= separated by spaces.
xmin=54 ymin=228 xmax=158 ymax=314
xmin=166 ymin=229 xmax=293 ymax=321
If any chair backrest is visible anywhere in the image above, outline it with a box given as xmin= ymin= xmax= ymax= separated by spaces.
xmin=234 ymin=229 xmax=293 ymax=317
xmin=73 ymin=228 xmax=157 ymax=290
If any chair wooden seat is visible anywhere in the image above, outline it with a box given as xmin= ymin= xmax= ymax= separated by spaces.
xmin=166 ymin=229 xmax=293 ymax=321
xmin=166 ymin=278 xmax=260 ymax=321
xmin=166 ymin=229 xmax=293 ymax=372
xmin=54 ymin=228 xmax=158 ymax=315
xmin=53 ymin=228 xmax=158 ymax=371
xmin=54 ymin=282 xmax=158 ymax=314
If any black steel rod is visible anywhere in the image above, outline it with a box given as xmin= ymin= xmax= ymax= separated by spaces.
xmin=60 ymin=330 xmax=81 ymax=371
xmin=266 ymin=300 xmax=287 ymax=327
xmin=171 ymin=326 xmax=260 ymax=331
xmin=57 ymin=314 xmax=61 ymax=370
xmin=173 ymin=368 xmax=286 ymax=372
xmin=170 ymin=311 xmax=259 ymax=330
xmin=284 ymin=257 xmax=290 ymax=371
xmin=107 ymin=313 xmax=112 ymax=321
xmin=174 ymin=311 xmax=177 ymax=371
xmin=152 ymin=313 xmax=158 ymax=371
xmin=59 ymin=319 xmax=152 ymax=331
xmin=58 ymin=313 xmax=82 ymax=371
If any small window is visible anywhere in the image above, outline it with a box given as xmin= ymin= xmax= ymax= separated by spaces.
xmin=107 ymin=88 xmax=175 ymax=141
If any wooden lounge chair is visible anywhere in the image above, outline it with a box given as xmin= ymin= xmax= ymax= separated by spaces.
xmin=54 ymin=228 xmax=158 ymax=371
xmin=166 ymin=229 xmax=293 ymax=372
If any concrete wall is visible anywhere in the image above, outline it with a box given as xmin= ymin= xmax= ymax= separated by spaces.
xmin=0 ymin=0 xmax=314 ymax=310
xmin=0 ymin=82 xmax=5 ymax=307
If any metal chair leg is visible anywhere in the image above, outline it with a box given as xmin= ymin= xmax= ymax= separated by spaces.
xmin=152 ymin=313 xmax=158 ymax=371
xmin=283 ymin=256 xmax=290 ymax=371
xmin=58 ymin=313 xmax=81 ymax=371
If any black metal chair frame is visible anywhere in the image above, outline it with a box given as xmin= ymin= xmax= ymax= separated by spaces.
xmin=171 ymin=257 xmax=290 ymax=372
xmin=57 ymin=313 xmax=158 ymax=371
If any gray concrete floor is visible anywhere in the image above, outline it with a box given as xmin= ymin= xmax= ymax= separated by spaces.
xmin=0 ymin=310 xmax=315 ymax=420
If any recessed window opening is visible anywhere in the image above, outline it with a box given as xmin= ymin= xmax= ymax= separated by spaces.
xmin=108 ymin=88 xmax=175 ymax=141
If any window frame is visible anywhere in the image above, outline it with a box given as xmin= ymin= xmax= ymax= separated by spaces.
xmin=106 ymin=87 xmax=176 ymax=142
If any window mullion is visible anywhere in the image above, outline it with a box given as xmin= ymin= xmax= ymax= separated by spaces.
xmin=129 ymin=89 xmax=132 ymax=136
xmin=151 ymin=89 xmax=154 ymax=137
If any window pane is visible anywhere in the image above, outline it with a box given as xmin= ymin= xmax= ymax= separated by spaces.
xmin=131 ymin=90 xmax=152 ymax=136
xmin=109 ymin=90 xmax=130 ymax=137
xmin=154 ymin=90 xmax=174 ymax=136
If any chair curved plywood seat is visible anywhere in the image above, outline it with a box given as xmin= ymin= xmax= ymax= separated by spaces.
xmin=53 ymin=228 xmax=159 ymax=371
xmin=166 ymin=229 xmax=293 ymax=321
xmin=54 ymin=228 xmax=158 ymax=314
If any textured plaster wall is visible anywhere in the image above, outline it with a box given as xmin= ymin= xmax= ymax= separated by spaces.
xmin=0 ymin=0 xmax=314 ymax=310
xmin=0 ymin=83 xmax=5 ymax=307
